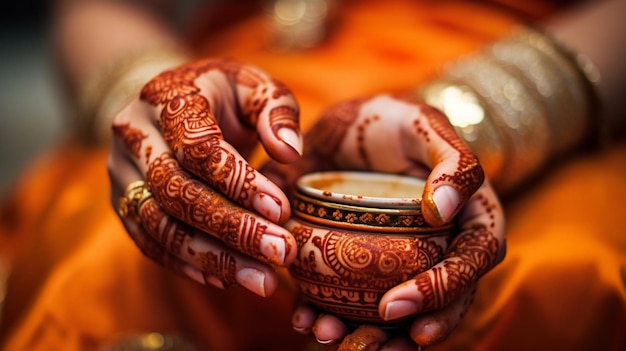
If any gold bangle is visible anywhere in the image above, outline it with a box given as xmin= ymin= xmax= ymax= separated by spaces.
xmin=77 ymin=44 xmax=189 ymax=145
xmin=418 ymin=26 xmax=602 ymax=193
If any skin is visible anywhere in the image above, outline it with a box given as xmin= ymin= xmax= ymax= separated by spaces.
xmin=263 ymin=95 xmax=504 ymax=349
xmin=54 ymin=0 xmax=626 ymax=350
xmin=109 ymin=58 xmax=304 ymax=297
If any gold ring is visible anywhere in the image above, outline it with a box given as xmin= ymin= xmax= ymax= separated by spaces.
xmin=118 ymin=180 xmax=153 ymax=221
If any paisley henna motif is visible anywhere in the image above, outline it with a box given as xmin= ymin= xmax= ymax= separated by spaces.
xmin=287 ymin=220 xmax=448 ymax=323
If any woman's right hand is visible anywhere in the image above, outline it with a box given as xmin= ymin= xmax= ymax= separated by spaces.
xmin=107 ymin=58 xmax=304 ymax=298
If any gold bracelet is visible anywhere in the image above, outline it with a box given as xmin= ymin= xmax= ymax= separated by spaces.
xmin=418 ymin=26 xmax=601 ymax=193
xmin=77 ymin=44 xmax=189 ymax=145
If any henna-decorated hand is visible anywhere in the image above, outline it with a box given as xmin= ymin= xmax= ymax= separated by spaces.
xmin=263 ymin=94 xmax=506 ymax=349
xmin=108 ymin=58 xmax=303 ymax=297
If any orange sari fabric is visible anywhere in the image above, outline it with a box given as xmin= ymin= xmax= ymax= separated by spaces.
xmin=1 ymin=0 xmax=625 ymax=350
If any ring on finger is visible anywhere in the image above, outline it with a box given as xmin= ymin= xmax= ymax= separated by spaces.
xmin=118 ymin=180 xmax=153 ymax=221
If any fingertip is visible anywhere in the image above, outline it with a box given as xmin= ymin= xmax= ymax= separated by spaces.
xmin=277 ymin=127 xmax=303 ymax=158
xmin=431 ymin=184 xmax=461 ymax=224
xmin=312 ymin=314 xmax=348 ymax=344
xmin=379 ymin=281 xmax=421 ymax=321
xmin=292 ymin=304 xmax=316 ymax=334
xmin=410 ymin=319 xmax=449 ymax=347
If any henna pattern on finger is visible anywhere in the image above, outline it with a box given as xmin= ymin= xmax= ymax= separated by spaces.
xmin=198 ymin=251 xmax=238 ymax=286
xmin=415 ymin=193 xmax=499 ymax=311
xmin=414 ymin=104 xmax=485 ymax=199
xmin=146 ymin=152 xmax=292 ymax=263
xmin=140 ymin=59 xmax=297 ymax=206
xmin=140 ymin=197 xmax=189 ymax=255
xmin=112 ymin=123 xmax=148 ymax=159
xmin=305 ymin=99 xmax=365 ymax=160
xmin=269 ymin=106 xmax=299 ymax=135
xmin=139 ymin=196 xmax=239 ymax=285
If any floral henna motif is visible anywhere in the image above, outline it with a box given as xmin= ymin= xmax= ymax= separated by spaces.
xmin=139 ymin=58 xmax=297 ymax=205
xmin=415 ymin=194 xmax=499 ymax=311
xmin=145 ymin=152 xmax=290 ymax=263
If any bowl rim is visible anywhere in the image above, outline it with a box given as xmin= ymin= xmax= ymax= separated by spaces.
xmin=295 ymin=171 xmax=425 ymax=209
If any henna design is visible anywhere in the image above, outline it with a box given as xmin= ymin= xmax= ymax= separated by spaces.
xmin=145 ymin=152 xmax=291 ymax=262
xmin=138 ymin=195 xmax=239 ymax=285
xmin=139 ymin=197 xmax=188 ymax=255
xmin=112 ymin=123 xmax=148 ymax=159
xmin=288 ymin=221 xmax=447 ymax=322
xmin=305 ymin=99 xmax=365 ymax=160
xmin=271 ymin=78 xmax=292 ymax=99
xmin=140 ymin=58 xmax=295 ymax=206
xmin=355 ymin=115 xmax=378 ymax=169
xmin=415 ymin=194 xmax=499 ymax=311
xmin=417 ymin=104 xmax=484 ymax=199
xmin=269 ymin=106 xmax=298 ymax=135
xmin=198 ymin=251 xmax=238 ymax=286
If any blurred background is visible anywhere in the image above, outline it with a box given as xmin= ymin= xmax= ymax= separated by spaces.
xmin=0 ymin=1 xmax=65 ymax=196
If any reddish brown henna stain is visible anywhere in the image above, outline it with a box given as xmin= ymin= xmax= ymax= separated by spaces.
xmin=198 ymin=251 xmax=238 ymax=286
xmin=412 ymin=103 xmax=485 ymax=199
xmin=415 ymin=193 xmax=499 ymax=311
xmin=140 ymin=59 xmax=298 ymax=206
xmin=112 ymin=123 xmax=148 ymax=159
xmin=145 ymin=152 xmax=291 ymax=263
xmin=269 ymin=106 xmax=299 ymax=135
xmin=305 ymin=99 xmax=365 ymax=160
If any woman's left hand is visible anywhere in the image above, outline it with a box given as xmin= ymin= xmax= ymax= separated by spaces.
xmin=262 ymin=94 xmax=506 ymax=350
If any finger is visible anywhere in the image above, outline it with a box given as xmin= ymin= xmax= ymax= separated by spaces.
xmin=134 ymin=66 xmax=296 ymax=224
xmin=122 ymin=216 xmax=204 ymax=283
xmin=337 ymin=325 xmax=388 ymax=351
xmin=146 ymin=151 xmax=297 ymax=266
xmin=138 ymin=197 xmax=280 ymax=297
xmin=111 ymin=105 xmax=298 ymax=266
xmin=109 ymin=149 xmax=282 ymax=296
xmin=219 ymin=60 xmax=303 ymax=162
xmin=397 ymin=98 xmax=485 ymax=226
xmin=408 ymin=288 xmax=476 ymax=347
xmin=292 ymin=303 xmax=317 ymax=334
xmin=312 ymin=314 xmax=349 ymax=345
xmin=379 ymin=182 xmax=505 ymax=320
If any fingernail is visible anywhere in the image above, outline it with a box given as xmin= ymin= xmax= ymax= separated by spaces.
xmin=415 ymin=320 xmax=446 ymax=346
xmin=384 ymin=300 xmax=419 ymax=321
xmin=277 ymin=127 xmax=303 ymax=156
xmin=203 ymin=274 xmax=225 ymax=289
xmin=432 ymin=185 xmax=460 ymax=223
xmin=236 ymin=267 xmax=267 ymax=297
xmin=260 ymin=234 xmax=286 ymax=264
xmin=252 ymin=192 xmax=282 ymax=223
